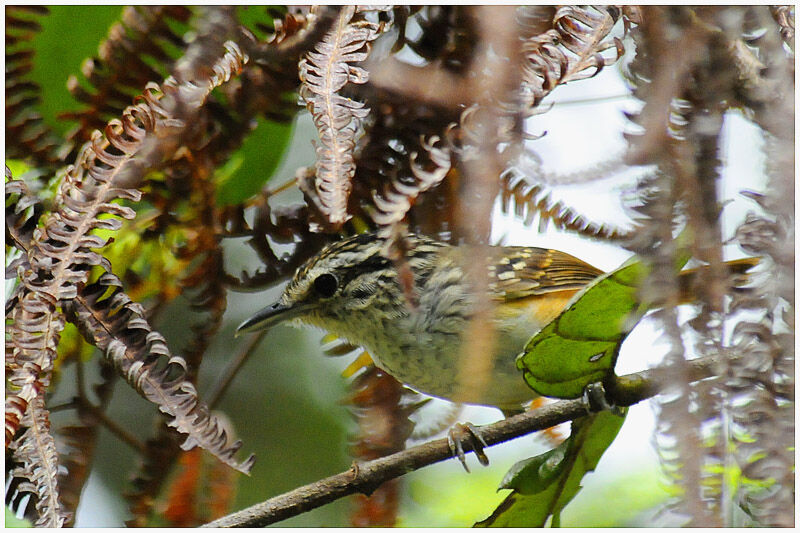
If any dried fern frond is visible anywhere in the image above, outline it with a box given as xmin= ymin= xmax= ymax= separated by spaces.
xmin=6 ymin=287 xmax=65 ymax=448
xmin=499 ymin=167 xmax=635 ymax=241
xmin=64 ymin=272 xmax=254 ymax=474
xmin=299 ymin=5 xmax=383 ymax=227
xmin=8 ymin=393 xmax=69 ymax=527
xmin=518 ymin=5 xmax=625 ymax=112
xmin=4 ymin=44 xmax=252 ymax=529
xmin=371 ymin=135 xmax=451 ymax=235
xmin=6 ymin=44 xmax=248 ymax=455
xmin=620 ymin=7 xmax=794 ymax=525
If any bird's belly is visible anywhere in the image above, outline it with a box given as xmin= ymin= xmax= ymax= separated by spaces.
xmin=334 ymin=292 xmax=573 ymax=410
xmin=364 ymin=321 xmax=540 ymax=410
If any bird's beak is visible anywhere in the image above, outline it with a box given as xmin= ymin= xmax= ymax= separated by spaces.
xmin=235 ymin=301 xmax=310 ymax=336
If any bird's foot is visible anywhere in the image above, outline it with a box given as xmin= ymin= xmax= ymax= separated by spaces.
xmin=581 ymin=382 xmax=623 ymax=416
xmin=447 ymin=422 xmax=489 ymax=472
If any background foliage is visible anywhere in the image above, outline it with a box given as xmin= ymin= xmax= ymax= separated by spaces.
xmin=5 ymin=5 xmax=794 ymax=527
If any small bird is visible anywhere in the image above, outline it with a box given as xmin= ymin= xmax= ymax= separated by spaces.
xmin=238 ymin=232 xmax=757 ymax=413
xmin=236 ymin=232 xmax=630 ymax=412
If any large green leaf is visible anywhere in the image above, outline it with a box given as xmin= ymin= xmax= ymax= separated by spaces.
xmin=516 ymin=253 xmax=691 ymax=398
xmin=29 ymin=6 xmax=125 ymax=136
xmin=476 ymin=410 xmax=627 ymax=527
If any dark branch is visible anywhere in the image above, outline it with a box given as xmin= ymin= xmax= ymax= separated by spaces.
xmin=203 ymin=354 xmax=721 ymax=528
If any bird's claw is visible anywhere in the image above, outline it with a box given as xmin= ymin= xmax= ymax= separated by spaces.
xmin=582 ymin=382 xmax=623 ymax=416
xmin=447 ymin=422 xmax=489 ymax=472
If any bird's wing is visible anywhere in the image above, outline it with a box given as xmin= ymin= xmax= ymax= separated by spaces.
xmin=486 ymin=247 xmax=605 ymax=301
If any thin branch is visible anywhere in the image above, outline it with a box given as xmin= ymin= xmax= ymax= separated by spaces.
xmin=203 ymin=353 xmax=723 ymax=528
xmin=207 ymin=330 xmax=267 ymax=410
xmin=76 ymin=399 xmax=147 ymax=455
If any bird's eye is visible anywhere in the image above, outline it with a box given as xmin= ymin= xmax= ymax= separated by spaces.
xmin=313 ymin=273 xmax=338 ymax=298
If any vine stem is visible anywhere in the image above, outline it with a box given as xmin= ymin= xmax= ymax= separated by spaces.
xmin=203 ymin=354 xmax=723 ymax=528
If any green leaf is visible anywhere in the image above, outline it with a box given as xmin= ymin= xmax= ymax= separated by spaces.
xmin=5 ymin=507 xmax=33 ymax=528
xmin=215 ymin=116 xmax=295 ymax=205
xmin=498 ymin=440 xmax=571 ymax=494
xmin=29 ymin=6 xmax=125 ymax=136
xmin=476 ymin=410 xmax=627 ymax=527
xmin=516 ymin=255 xmax=689 ymax=399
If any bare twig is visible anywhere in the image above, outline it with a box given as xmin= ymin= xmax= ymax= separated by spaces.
xmin=203 ymin=354 xmax=722 ymax=528
xmin=207 ymin=330 xmax=267 ymax=410
xmin=76 ymin=400 xmax=147 ymax=455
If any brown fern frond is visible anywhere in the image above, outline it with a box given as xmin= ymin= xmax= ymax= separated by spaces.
xmin=519 ymin=6 xmax=624 ymax=112
xmin=221 ymin=201 xmax=328 ymax=291
xmin=5 ymin=45 xmax=252 ymax=524
xmin=22 ymin=40 xmax=247 ymax=307
xmin=299 ymin=5 xmax=383 ymax=227
xmin=5 ymin=6 xmax=70 ymax=172
xmin=6 ymin=289 xmax=65 ymax=447
xmin=61 ymin=6 xmax=192 ymax=146
xmin=499 ymin=169 xmax=635 ymax=241
xmin=8 ymin=393 xmax=69 ymax=527
xmin=6 ymin=45 xmax=247 ymax=452
xmin=64 ymin=272 xmax=255 ymax=474
xmin=371 ymin=135 xmax=451 ymax=235
xmin=4 ymin=173 xmax=54 ymax=450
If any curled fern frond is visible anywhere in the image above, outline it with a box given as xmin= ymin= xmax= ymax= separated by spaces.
xmin=371 ymin=135 xmax=451 ymax=233
xmin=6 ymin=290 xmax=65 ymax=447
xmin=5 ymin=42 xmax=251 ymax=523
xmin=299 ymin=5 xmax=383 ymax=227
xmin=8 ymin=393 xmax=69 ymax=527
xmin=222 ymin=201 xmax=329 ymax=291
xmin=64 ymin=272 xmax=255 ymax=474
xmin=499 ymin=169 xmax=634 ymax=241
xmin=518 ymin=5 xmax=624 ymax=112
xmin=23 ymin=40 xmax=247 ymax=307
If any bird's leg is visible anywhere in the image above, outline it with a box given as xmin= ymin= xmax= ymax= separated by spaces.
xmin=447 ymin=422 xmax=489 ymax=472
xmin=581 ymin=382 xmax=623 ymax=416
xmin=447 ymin=403 xmax=542 ymax=471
